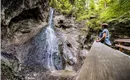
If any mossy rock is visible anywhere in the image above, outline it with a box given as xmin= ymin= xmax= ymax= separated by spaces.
xmin=1 ymin=61 xmax=22 ymax=80
xmin=1 ymin=52 xmax=23 ymax=80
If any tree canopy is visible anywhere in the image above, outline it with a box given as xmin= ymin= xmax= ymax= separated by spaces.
xmin=50 ymin=0 xmax=130 ymax=30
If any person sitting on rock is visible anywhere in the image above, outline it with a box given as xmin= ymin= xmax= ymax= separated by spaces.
xmin=96 ymin=23 xmax=112 ymax=46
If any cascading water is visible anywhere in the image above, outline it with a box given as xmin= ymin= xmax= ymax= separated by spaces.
xmin=45 ymin=8 xmax=61 ymax=70
xmin=25 ymin=8 xmax=63 ymax=70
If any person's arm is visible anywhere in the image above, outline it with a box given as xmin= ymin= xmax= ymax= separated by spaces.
xmin=97 ymin=32 xmax=106 ymax=42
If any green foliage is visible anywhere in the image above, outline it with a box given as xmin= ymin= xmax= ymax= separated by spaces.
xmin=101 ymin=0 xmax=130 ymax=20
xmin=50 ymin=0 xmax=72 ymax=14
xmin=49 ymin=0 xmax=130 ymax=30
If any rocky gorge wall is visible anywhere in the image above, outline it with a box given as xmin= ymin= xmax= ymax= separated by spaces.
xmin=1 ymin=0 xmax=49 ymax=47
xmin=1 ymin=0 xmax=49 ymax=79
xmin=1 ymin=0 xmax=89 ymax=80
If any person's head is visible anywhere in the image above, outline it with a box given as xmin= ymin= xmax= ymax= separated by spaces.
xmin=102 ymin=23 xmax=108 ymax=29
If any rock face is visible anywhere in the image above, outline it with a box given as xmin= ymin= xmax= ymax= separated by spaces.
xmin=54 ymin=14 xmax=89 ymax=70
xmin=108 ymin=19 xmax=130 ymax=39
xmin=2 ymin=0 xmax=49 ymax=26
xmin=1 ymin=0 xmax=89 ymax=80
xmin=1 ymin=0 xmax=49 ymax=79
xmin=1 ymin=51 xmax=22 ymax=80
xmin=1 ymin=0 xmax=48 ymax=47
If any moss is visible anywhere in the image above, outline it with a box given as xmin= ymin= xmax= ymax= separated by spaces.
xmin=1 ymin=61 xmax=22 ymax=80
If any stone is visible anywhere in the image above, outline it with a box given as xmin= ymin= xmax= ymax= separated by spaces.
xmin=1 ymin=51 xmax=22 ymax=80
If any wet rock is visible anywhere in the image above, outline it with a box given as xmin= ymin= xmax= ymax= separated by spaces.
xmin=80 ymin=49 xmax=88 ymax=59
xmin=58 ymin=40 xmax=76 ymax=67
xmin=23 ymin=70 xmax=76 ymax=80
xmin=1 ymin=0 xmax=50 ymax=79
xmin=54 ymin=14 xmax=89 ymax=71
xmin=1 ymin=1 xmax=89 ymax=79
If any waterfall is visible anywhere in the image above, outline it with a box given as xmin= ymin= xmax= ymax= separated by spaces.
xmin=44 ymin=8 xmax=62 ymax=70
xmin=25 ymin=7 xmax=63 ymax=71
